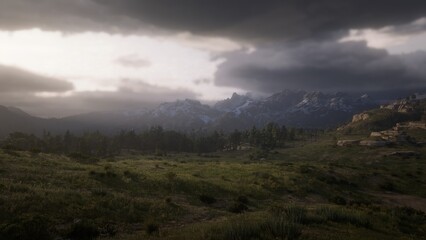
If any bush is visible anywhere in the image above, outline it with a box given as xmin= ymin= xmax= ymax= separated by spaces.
xmin=66 ymin=220 xmax=100 ymax=240
xmin=249 ymin=148 xmax=269 ymax=161
xmin=145 ymin=222 xmax=159 ymax=236
xmin=392 ymin=207 xmax=426 ymax=235
xmin=261 ymin=219 xmax=302 ymax=240
xmin=208 ymin=208 xmax=304 ymax=240
xmin=199 ymin=194 xmax=217 ymax=204
xmin=269 ymin=205 xmax=307 ymax=224
xmin=259 ymin=205 xmax=305 ymax=239
xmin=165 ymin=172 xmax=177 ymax=181
xmin=3 ymin=148 xmax=19 ymax=156
xmin=68 ymin=152 xmax=99 ymax=164
xmin=236 ymin=195 xmax=249 ymax=204
xmin=315 ymin=207 xmax=371 ymax=228
xmin=228 ymin=202 xmax=249 ymax=214
xmin=210 ymin=218 xmax=262 ymax=240
xmin=100 ymin=223 xmax=117 ymax=237
xmin=329 ymin=196 xmax=347 ymax=205
xmin=0 ymin=215 xmax=53 ymax=240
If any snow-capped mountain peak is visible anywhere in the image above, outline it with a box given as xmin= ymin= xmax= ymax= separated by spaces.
xmin=97 ymin=90 xmax=379 ymax=131
xmin=214 ymin=92 xmax=252 ymax=112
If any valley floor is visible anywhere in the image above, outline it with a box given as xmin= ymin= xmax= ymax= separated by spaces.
xmin=1 ymin=136 xmax=426 ymax=239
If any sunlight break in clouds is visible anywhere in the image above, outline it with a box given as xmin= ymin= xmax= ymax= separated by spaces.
xmin=0 ymin=28 xmax=244 ymax=100
xmin=340 ymin=17 xmax=426 ymax=54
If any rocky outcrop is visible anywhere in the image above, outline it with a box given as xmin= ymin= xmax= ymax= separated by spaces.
xmin=352 ymin=113 xmax=370 ymax=123
xmin=380 ymin=99 xmax=418 ymax=113
xmin=359 ymin=140 xmax=387 ymax=147
xmin=370 ymin=130 xmax=409 ymax=142
xmin=396 ymin=121 xmax=426 ymax=130
xmin=336 ymin=140 xmax=360 ymax=146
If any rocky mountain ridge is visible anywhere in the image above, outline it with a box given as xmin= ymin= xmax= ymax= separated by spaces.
xmin=0 ymin=90 xmax=381 ymax=137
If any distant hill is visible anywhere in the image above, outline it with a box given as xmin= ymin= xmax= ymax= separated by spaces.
xmin=338 ymin=95 xmax=426 ymax=134
xmin=0 ymin=105 xmax=45 ymax=137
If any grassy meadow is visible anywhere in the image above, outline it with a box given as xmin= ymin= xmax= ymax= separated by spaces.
xmin=1 ymin=133 xmax=426 ymax=239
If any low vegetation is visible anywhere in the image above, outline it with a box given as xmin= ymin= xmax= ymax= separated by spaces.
xmin=0 ymin=126 xmax=425 ymax=239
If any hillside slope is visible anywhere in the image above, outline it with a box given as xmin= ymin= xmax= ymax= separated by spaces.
xmin=338 ymin=97 xmax=426 ymax=133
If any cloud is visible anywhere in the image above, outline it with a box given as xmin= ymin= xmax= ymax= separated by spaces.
xmin=0 ymin=0 xmax=147 ymax=33
xmin=215 ymin=41 xmax=426 ymax=94
xmin=93 ymin=0 xmax=426 ymax=41
xmin=340 ymin=17 xmax=426 ymax=50
xmin=0 ymin=79 xmax=197 ymax=117
xmin=193 ymin=79 xmax=211 ymax=85
xmin=0 ymin=65 xmax=73 ymax=93
xmin=1 ymin=0 xmax=426 ymax=42
xmin=115 ymin=55 xmax=151 ymax=68
xmin=1 ymin=0 xmax=426 ymax=115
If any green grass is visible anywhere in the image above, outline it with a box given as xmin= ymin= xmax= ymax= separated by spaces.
xmin=1 ymin=133 xmax=426 ymax=239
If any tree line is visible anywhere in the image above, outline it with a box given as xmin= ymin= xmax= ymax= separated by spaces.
xmin=0 ymin=123 xmax=324 ymax=157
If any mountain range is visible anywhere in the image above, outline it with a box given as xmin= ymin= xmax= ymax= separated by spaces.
xmin=0 ymin=90 xmax=379 ymax=137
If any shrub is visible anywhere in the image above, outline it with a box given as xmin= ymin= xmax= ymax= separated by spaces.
xmin=261 ymin=219 xmax=302 ymax=240
xmin=3 ymin=148 xmax=19 ymax=157
xmin=0 ymin=215 xmax=53 ymax=240
xmin=145 ymin=222 xmax=159 ymax=236
xmin=236 ymin=195 xmax=249 ymax=204
xmin=315 ymin=207 xmax=371 ymax=228
xmin=210 ymin=218 xmax=261 ymax=240
xmin=100 ymin=223 xmax=117 ymax=237
xmin=91 ymin=188 xmax=107 ymax=197
xmin=329 ymin=196 xmax=347 ymax=205
xmin=199 ymin=194 xmax=217 ymax=204
xmin=269 ymin=205 xmax=307 ymax=224
xmin=208 ymin=210 xmax=304 ymax=240
xmin=68 ymin=152 xmax=99 ymax=164
xmin=66 ymin=220 xmax=100 ymax=240
xmin=228 ymin=202 xmax=249 ymax=214
xmin=392 ymin=207 xmax=426 ymax=235
xmin=165 ymin=172 xmax=177 ymax=181
xmin=249 ymin=148 xmax=269 ymax=161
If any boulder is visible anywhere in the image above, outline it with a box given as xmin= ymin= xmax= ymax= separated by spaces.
xmin=370 ymin=132 xmax=382 ymax=137
xmin=337 ymin=140 xmax=360 ymax=146
xmin=359 ymin=140 xmax=387 ymax=147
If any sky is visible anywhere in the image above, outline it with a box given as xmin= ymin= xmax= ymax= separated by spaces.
xmin=0 ymin=0 xmax=426 ymax=117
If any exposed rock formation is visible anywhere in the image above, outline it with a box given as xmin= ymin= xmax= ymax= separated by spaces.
xmin=352 ymin=113 xmax=370 ymax=123
xmin=396 ymin=121 xmax=426 ymax=130
xmin=370 ymin=130 xmax=409 ymax=142
xmin=359 ymin=140 xmax=387 ymax=147
xmin=336 ymin=140 xmax=360 ymax=146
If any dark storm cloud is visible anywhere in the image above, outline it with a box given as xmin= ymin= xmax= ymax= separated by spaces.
xmin=0 ymin=65 xmax=73 ymax=93
xmin=96 ymin=0 xmax=426 ymax=39
xmin=215 ymin=41 xmax=426 ymax=93
xmin=1 ymin=0 xmax=426 ymax=41
xmin=1 ymin=0 xmax=426 ymax=113
xmin=0 ymin=79 xmax=197 ymax=117
xmin=96 ymin=0 xmax=426 ymax=41
xmin=0 ymin=0 xmax=148 ymax=33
